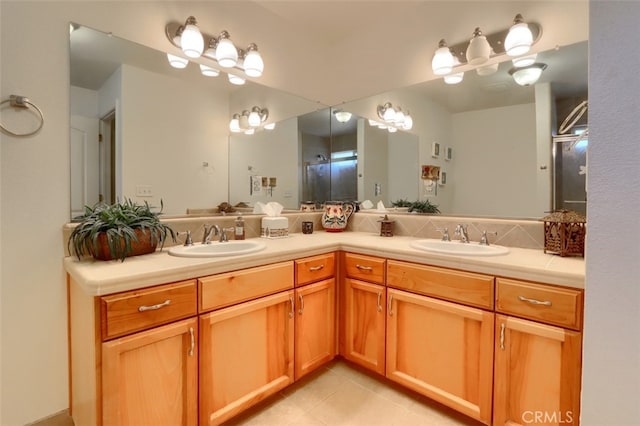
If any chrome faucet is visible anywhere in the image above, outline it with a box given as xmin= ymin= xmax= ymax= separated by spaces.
xmin=436 ymin=227 xmax=451 ymax=241
xmin=454 ymin=224 xmax=470 ymax=243
xmin=202 ymin=224 xmax=219 ymax=244
xmin=480 ymin=231 xmax=498 ymax=246
xmin=219 ymin=227 xmax=234 ymax=243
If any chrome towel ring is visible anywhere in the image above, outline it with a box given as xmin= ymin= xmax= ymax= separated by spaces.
xmin=0 ymin=94 xmax=44 ymax=137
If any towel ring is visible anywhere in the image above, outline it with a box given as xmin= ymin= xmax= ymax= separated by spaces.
xmin=0 ymin=95 xmax=44 ymax=137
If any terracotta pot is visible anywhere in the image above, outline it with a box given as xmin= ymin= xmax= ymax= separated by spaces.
xmin=91 ymin=229 xmax=158 ymax=261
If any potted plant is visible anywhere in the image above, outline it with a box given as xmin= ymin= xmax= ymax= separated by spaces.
xmin=68 ymin=199 xmax=176 ymax=262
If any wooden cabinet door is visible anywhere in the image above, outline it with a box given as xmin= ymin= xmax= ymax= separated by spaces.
xmin=199 ymin=290 xmax=295 ymax=426
xmin=102 ymin=317 xmax=198 ymax=426
xmin=386 ymin=289 xmax=494 ymax=425
xmin=493 ymin=314 xmax=582 ymax=426
xmin=295 ymin=278 xmax=336 ymax=379
xmin=343 ymin=278 xmax=386 ymax=375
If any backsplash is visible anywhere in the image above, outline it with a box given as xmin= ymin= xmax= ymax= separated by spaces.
xmin=63 ymin=212 xmax=544 ymax=257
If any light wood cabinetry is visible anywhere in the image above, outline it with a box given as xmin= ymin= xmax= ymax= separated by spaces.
xmin=199 ymin=291 xmax=295 ymax=426
xmin=294 ymin=278 xmax=336 ymax=379
xmin=386 ymin=288 xmax=494 ymax=424
xmin=102 ymin=317 xmax=198 ymax=425
xmin=493 ymin=278 xmax=583 ymax=426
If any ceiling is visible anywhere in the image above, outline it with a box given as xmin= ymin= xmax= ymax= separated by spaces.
xmin=70 ymin=1 xmax=589 ymax=112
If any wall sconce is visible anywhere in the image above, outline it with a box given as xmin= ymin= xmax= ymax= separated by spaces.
xmin=431 ymin=14 xmax=541 ymax=84
xmin=374 ymin=102 xmax=413 ymax=131
xmin=229 ymin=107 xmax=271 ymax=134
xmin=165 ymin=16 xmax=264 ymax=80
xmin=333 ymin=110 xmax=352 ymax=123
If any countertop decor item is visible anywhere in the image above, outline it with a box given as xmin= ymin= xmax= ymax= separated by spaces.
xmin=542 ymin=209 xmax=586 ymax=257
xmin=321 ymin=201 xmax=355 ymax=232
xmin=68 ymin=199 xmax=175 ymax=262
xmin=378 ymin=215 xmax=395 ymax=237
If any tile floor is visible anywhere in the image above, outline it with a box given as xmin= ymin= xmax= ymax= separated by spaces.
xmin=224 ymin=359 xmax=483 ymax=426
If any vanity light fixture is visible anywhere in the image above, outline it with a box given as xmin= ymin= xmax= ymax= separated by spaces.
xmin=200 ymin=64 xmax=220 ymax=77
xmin=508 ymin=63 xmax=547 ymax=86
xmin=228 ymin=74 xmax=246 ymax=85
xmin=432 ymin=13 xmax=541 ymax=83
xmin=230 ymin=107 xmax=269 ymax=135
xmin=377 ymin=103 xmax=413 ymax=131
xmin=444 ymin=57 xmax=464 ymax=84
xmin=165 ymin=16 xmax=264 ymax=80
xmin=512 ymin=53 xmax=537 ymax=68
xmin=333 ymin=110 xmax=352 ymax=123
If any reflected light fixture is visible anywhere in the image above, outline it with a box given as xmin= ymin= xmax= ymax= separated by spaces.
xmin=508 ymin=63 xmax=547 ymax=86
xmin=228 ymin=74 xmax=246 ymax=85
xmin=264 ymin=122 xmax=276 ymax=130
xmin=444 ymin=57 xmax=464 ymax=84
xmin=431 ymin=39 xmax=454 ymax=75
xmin=466 ymin=28 xmax=491 ymax=65
xmin=376 ymin=103 xmax=413 ymax=131
xmin=230 ymin=107 xmax=269 ymax=135
xmin=512 ymin=53 xmax=537 ymax=68
xmin=333 ymin=110 xmax=352 ymax=123
xmin=165 ymin=16 xmax=264 ymax=81
xmin=505 ymin=14 xmax=534 ymax=56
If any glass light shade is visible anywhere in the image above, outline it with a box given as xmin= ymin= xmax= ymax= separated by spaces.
xmin=476 ymin=62 xmax=498 ymax=76
xmin=264 ymin=123 xmax=276 ymax=130
xmin=432 ymin=42 xmax=454 ymax=75
xmin=393 ymin=110 xmax=405 ymax=125
xmin=181 ymin=24 xmax=204 ymax=58
xmin=402 ymin=115 xmax=413 ymax=130
xmin=466 ymin=32 xmax=491 ymax=65
xmin=228 ymin=74 xmax=246 ymax=85
xmin=334 ymin=111 xmax=352 ymax=123
xmin=388 ymin=126 xmax=398 ymax=133
xmin=216 ymin=37 xmax=238 ymax=68
xmin=505 ymin=22 xmax=533 ymax=56
xmin=248 ymin=111 xmax=261 ymax=127
xmin=229 ymin=117 xmax=241 ymax=132
xmin=382 ymin=106 xmax=396 ymax=121
xmin=167 ymin=53 xmax=188 ymax=69
xmin=244 ymin=128 xmax=255 ymax=135
xmin=200 ymin=64 xmax=220 ymax=77
xmin=512 ymin=53 xmax=537 ymax=68
xmin=444 ymin=71 xmax=464 ymax=84
xmin=510 ymin=64 xmax=546 ymax=86
xmin=243 ymin=50 xmax=264 ymax=77
xmin=239 ymin=114 xmax=250 ymax=129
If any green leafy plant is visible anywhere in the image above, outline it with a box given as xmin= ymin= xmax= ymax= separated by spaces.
xmin=408 ymin=199 xmax=441 ymax=214
xmin=391 ymin=199 xmax=413 ymax=208
xmin=68 ymin=199 xmax=176 ymax=262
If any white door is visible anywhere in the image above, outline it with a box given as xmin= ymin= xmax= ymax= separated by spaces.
xmin=70 ymin=115 xmax=99 ymax=218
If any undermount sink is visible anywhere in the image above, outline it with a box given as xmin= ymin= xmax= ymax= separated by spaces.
xmin=410 ymin=239 xmax=509 ymax=257
xmin=168 ymin=240 xmax=266 ymax=258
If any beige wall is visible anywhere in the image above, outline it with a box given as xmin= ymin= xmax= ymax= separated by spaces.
xmin=0 ymin=1 xmax=637 ymax=425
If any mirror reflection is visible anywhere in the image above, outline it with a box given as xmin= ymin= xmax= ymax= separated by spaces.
xmin=70 ymin=23 xmax=587 ymax=219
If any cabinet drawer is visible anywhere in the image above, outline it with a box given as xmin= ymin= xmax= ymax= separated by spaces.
xmin=199 ymin=261 xmax=294 ymax=312
xmin=387 ymin=260 xmax=494 ymax=309
xmin=344 ymin=253 xmax=386 ymax=284
xmin=100 ymin=280 xmax=197 ymax=340
xmin=496 ymin=278 xmax=583 ymax=330
xmin=295 ymin=253 xmax=335 ymax=286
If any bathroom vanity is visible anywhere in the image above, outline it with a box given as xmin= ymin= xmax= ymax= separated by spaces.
xmin=65 ymin=232 xmax=584 ymax=426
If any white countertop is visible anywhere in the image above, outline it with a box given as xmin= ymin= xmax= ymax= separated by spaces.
xmin=63 ymin=231 xmax=585 ymax=296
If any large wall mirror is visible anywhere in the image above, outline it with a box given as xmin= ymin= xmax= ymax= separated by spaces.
xmin=70 ymin=23 xmax=587 ymax=219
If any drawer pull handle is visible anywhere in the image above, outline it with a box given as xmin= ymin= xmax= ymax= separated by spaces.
xmin=499 ymin=323 xmax=505 ymax=350
xmin=518 ymin=295 xmax=552 ymax=307
xmin=289 ymin=297 xmax=294 ymax=318
xmin=376 ymin=292 xmax=383 ymax=312
xmin=188 ymin=327 xmax=195 ymax=357
xmin=298 ymin=294 xmax=304 ymax=315
xmin=138 ymin=299 xmax=171 ymax=312
xmin=356 ymin=264 xmax=373 ymax=271
xmin=308 ymin=264 xmax=325 ymax=272
xmin=388 ymin=294 xmax=394 ymax=316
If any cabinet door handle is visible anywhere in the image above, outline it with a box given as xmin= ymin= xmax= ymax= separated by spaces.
xmin=188 ymin=327 xmax=195 ymax=357
xmin=499 ymin=323 xmax=505 ymax=350
xmin=138 ymin=299 xmax=171 ymax=312
xmin=298 ymin=294 xmax=304 ymax=315
xmin=518 ymin=295 xmax=552 ymax=307
xmin=308 ymin=264 xmax=324 ymax=271
xmin=376 ymin=292 xmax=382 ymax=312
xmin=387 ymin=294 xmax=394 ymax=316
xmin=289 ymin=296 xmax=295 ymax=318
xmin=356 ymin=264 xmax=373 ymax=271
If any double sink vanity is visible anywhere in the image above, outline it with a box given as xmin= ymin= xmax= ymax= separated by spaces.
xmin=65 ymin=226 xmax=584 ymax=426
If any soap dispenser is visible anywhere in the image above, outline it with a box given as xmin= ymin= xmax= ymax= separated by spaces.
xmin=234 ymin=215 xmax=245 ymax=240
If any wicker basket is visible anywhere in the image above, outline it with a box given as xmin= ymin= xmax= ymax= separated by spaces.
xmin=542 ymin=210 xmax=586 ymax=257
